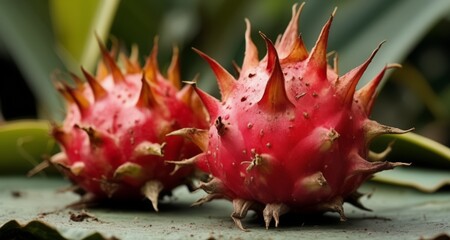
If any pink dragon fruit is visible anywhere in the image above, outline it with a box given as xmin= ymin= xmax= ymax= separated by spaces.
xmin=50 ymin=38 xmax=207 ymax=211
xmin=170 ymin=3 xmax=410 ymax=229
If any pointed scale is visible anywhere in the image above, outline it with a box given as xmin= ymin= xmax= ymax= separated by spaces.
xmin=192 ymin=48 xmax=236 ymax=101
xmin=54 ymin=81 xmax=74 ymax=103
xmin=63 ymin=82 xmax=90 ymax=114
xmin=167 ymin=46 xmax=182 ymax=90
xmin=141 ymin=180 xmax=163 ymax=212
xmin=304 ymin=8 xmax=336 ymax=81
xmin=179 ymin=77 xmax=210 ymax=123
xmin=136 ymin=74 xmax=158 ymax=109
xmin=336 ymin=42 xmax=384 ymax=105
xmin=363 ymin=120 xmax=414 ymax=144
xmin=81 ymin=67 xmax=107 ymax=101
xmin=120 ymin=44 xmax=141 ymax=74
xmin=68 ymin=72 xmax=89 ymax=104
xmin=258 ymin=33 xmax=294 ymax=111
xmin=178 ymin=83 xmax=195 ymax=107
xmin=277 ymin=2 xmax=306 ymax=60
xmin=51 ymin=124 xmax=71 ymax=149
xmin=355 ymin=64 xmax=401 ymax=115
xmin=346 ymin=151 xmax=409 ymax=179
xmin=69 ymin=72 xmax=85 ymax=90
xmin=280 ymin=35 xmax=309 ymax=64
xmin=75 ymin=125 xmax=103 ymax=147
xmin=144 ymin=37 xmax=161 ymax=85
xmin=192 ymin=83 xmax=220 ymax=123
xmin=167 ymin=128 xmax=209 ymax=152
xmin=96 ymin=35 xmax=126 ymax=84
xmin=93 ymin=36 xmax=120 ymax=81
xmin=241 ymin=19 xmax=259 ymax=75
xmin=95 ymin=58 xmax=109 ymax=81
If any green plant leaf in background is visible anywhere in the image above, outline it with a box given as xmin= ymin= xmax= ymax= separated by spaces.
xmin=331 ymin=0 xmax=450 ymax=89
xmin=371 ymin=132 xmax=450 ymax=192
xmin=0 ymin=120 xmax=58 ymax=176
xmin=0 ymin=1 xmax=65 ymax=121
xmin=49 ymin=0 xmax=120 ymax=74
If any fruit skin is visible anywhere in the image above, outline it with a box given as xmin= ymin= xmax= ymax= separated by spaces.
xmin=50 ymin=39 xmax=207 ymax=211
xmin=170 ymin=3 xmax=410 ymax=229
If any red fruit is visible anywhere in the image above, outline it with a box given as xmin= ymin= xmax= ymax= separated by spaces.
xmin=170 ymin=3 xmax=411 ymax=229
xmin=51 ymin=39 xmax=207 ymax=211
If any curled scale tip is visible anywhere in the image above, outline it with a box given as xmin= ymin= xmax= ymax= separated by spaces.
xmin=168 ymin=45 xmax=182 ymax=90
xmin=277 ymin=2 xmax=305 ymax=59
xmin=96 ymin=34 xmax=125 ymax=84
xmin=337 ymin=42 xmax=384 ymax=105
xmin=81 ymin=67 xmax=107 ymax=101
xmin=258 ymin=33 xmax=294 ymax=111
xmin=192 ymin=47 xmax=236 ymax=101
xmin=136 ymin=75 xmax=159 ymax=109
xmin=144 ymin=36 xmax=161 ymax=84
xmin=304 ymin=7 xmax=335 ymax=81
xmin=167 ymin=128 xmax=209 ymax=152
xmin=241 ymin=18 xmax=259 ymax=74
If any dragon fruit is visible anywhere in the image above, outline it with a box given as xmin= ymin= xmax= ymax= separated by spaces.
xmin=50 ymin=38 xmax=207 ymax=211
xmin=170 ymin=3 xmax=411 ymax=229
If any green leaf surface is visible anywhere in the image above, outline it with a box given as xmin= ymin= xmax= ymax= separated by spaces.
xmin=371 ymin=132 xmax=450 ymax=169
xmin=333 ymin=0 xmax=450 ymax=89
xmin=0 ymin=177 xmax=449 ymax=240
xmin=370 ymin=132 xmax=450 ymax=192
xmin=0 ymin=1 xmax=65 ymax=120
xmin=0 ymin=120 xmax=58 ymax=176
xmin=49 ymin=0 xmax=120 ymax=73
xmin=373 ymin=167 xmax=450 ymax=193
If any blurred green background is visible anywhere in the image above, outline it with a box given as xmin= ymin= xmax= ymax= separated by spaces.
xmin=0 ymin=0 xmax=449 ymax=147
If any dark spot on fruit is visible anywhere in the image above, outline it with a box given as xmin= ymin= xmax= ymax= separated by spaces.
xmin=312 ymin=92 xmax=318 ymax=97
xmin=215 ymin=116 xmax=226 ymax=136
xmin=248 ymin=73 xmax=256 ymax=78
xmin=240 ymin=96 xmax=247 ymax=102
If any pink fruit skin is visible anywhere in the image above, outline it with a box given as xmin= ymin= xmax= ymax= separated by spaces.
xmin=51 ymin=40 xmax=207 ymax=210
xmin=171 ymin=2 xmax=410 ymax=229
